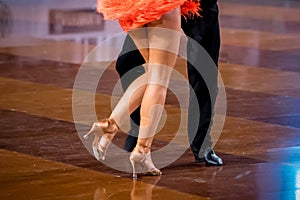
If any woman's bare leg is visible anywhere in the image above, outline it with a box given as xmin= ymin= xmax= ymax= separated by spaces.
xmin=98 ymin=8 xmax=181 ymax=162
xmin=134 ymin=8 xmax=181 ymax=152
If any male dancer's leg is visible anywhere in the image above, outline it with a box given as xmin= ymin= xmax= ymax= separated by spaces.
xmin=183 ymin=3 xmax=222 ymax=165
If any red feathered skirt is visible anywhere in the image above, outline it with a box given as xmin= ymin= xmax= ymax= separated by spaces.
xmin=97 ymin=0 xmax=201 ymax=31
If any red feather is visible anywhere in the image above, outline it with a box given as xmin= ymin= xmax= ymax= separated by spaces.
xmin=181 ymin=0 xmax=202 ymax=19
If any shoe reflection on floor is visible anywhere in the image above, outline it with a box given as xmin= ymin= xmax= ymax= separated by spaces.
xmin=93 ymin=176 xmax=161 ymax=200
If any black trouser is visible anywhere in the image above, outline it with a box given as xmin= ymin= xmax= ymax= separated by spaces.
xmin=115 ymin=1 xmax=220 ymax=155
xmin=183 ymin=3 xmax=220 ymax=157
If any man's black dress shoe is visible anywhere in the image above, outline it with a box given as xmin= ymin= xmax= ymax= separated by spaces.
xmin=195 ymin=149 xmax=223 ymax=166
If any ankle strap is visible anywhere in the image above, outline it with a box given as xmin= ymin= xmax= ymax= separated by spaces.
xmin=137 ymin=142 xmax=151 ymax=151
xmin=108 ymin=118 xmax=119 ymax=129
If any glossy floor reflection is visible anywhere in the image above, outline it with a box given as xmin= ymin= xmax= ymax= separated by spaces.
xmin=1 ymin=0 xmax=300 ymax=199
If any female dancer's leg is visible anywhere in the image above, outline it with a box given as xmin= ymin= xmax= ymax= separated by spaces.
xmin=85 ymin=8 xmax=181 ymax=177
xmin=128 ymin=8 xmax=181 ymax=177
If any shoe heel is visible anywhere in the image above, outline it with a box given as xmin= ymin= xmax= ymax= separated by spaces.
xmin=130 ymin=159 xmax=138 ymax=179
xmin=92 ymin=143 xmax=100 ymax=161
xmin=83 ymin=123 xmax=97 ymax=140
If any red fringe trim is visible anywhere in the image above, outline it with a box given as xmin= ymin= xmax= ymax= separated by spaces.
xmin=181 ymin=0 xmax=202 ymax=19
xmin=97 ymin=0 xmax=201 ymax=31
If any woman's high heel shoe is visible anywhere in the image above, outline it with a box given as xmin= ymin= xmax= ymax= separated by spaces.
xmin=129 ymin=146 xmax=162 ymax=179
xmin=83 ymin=118 xmax=118 ymax=160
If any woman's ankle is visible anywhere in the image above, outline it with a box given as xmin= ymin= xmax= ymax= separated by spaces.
xmin=134 ymin=142 xmax=151 ymax=154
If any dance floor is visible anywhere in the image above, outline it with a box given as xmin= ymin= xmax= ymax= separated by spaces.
xmin=1 ymin=0 xmax=300 ymax=199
